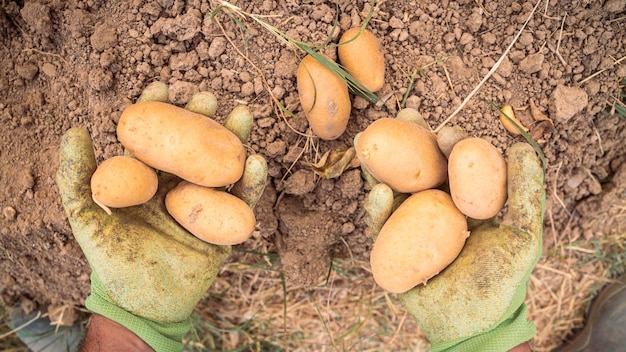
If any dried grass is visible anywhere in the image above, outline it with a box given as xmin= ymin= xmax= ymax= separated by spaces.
xmin=190 ymin=241 xmax=429 ymax=351
xmin=527 ymin=195 xmax=626 ymax=351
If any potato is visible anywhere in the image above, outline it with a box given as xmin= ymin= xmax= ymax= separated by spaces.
xmin=91 ymin=156 xmax=158 ymax=210
xmin=117 ymin=101 xmax=245 ymax=187
xmin=355 ymin=118 xmax=448 ymax=193
xmin=165 ymin=181 xmax=256 ymax=245
xmin=297 ymin=54 xmax=351 ymax=140
xmin=448 ymin=137 xmax=507 ymax=219
xmin=338 ymin=28 xmax=385 ymax=92
xmin=370 ymin=189 xmax=469 ymax=293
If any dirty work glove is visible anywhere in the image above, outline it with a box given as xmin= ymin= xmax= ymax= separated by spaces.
xmin=365 ymin=142 xmax=544 ymax=352
xmin=56 ymin=83 xmax=267 ymax=352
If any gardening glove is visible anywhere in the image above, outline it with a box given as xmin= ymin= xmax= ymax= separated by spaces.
xmin=56 ymin=83 xmax=267 ymax=352
xmin=364 ymin=142 xmax=545 ymax=352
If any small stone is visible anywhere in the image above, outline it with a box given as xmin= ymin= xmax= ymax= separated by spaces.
xmin=208 ymin=37 xmax=227 ymax=58
xmin=16 ymin=63 xmax=38 ymax=80
xmin=3 ymin=206 xmax=16 ymax=221
xmin=549 ymin=84 xmax=588 ymax=122
xmin=519 ymin=53 xmax=544 ymax=74
xmin=41 ymin=62 xmax=57 ymax=77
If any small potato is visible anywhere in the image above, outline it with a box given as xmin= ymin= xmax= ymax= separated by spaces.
xmin=297 ymin=54 xmax=351 ymax=140
xmin=448 ymin=137 xmax=507 ymax=219
xmin=117 ymin=101 xmax=245 ymax=187
xmin=338 ymin=28 xmax=385 ymax=92
xmin=355 ymin=118 xmax=447 ymax=193
xmin=371 ymin=189 xmax=469 ymax=293
xmin=91 ymin=156 xmax=158 ymax=209
xmin=165 ymin=181 xmax=256 ymax=245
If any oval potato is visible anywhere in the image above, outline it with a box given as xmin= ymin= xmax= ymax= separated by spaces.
xmin=117 ymin=101 xmax=246 ymax=187
xmin=91 ymin=156 xmax=158 ymax=208
xmin=371 ymin=189 xmax=469 ymax=293
xmin=355 ymin=118 xmax=447 ymax=193
xmin=165 ymin=181 xmax=256 ymax=245
xmin=338 ymin=28 xmax=385 ymax=92
xmin=448 ymin=137 xmax=507 ymax=219
xmin=297 ymin=54 xmax=351 ymax=140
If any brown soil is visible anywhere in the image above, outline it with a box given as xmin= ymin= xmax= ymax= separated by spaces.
xmin=1 ymin=0 xmax=625 ymax=350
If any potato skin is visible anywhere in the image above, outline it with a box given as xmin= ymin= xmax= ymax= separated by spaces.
xmin=165 ymin=181 xmax=256 ymax=245
xmin=117 ymin=101 xmax=246 ymax=187
xmin=355 ymin=118 xmax=448 ymax=193
xmin=297 ymin=54 xmax=351 ymax=140
xmin=338 ymin=28 xmax=385 ymax=92
xmin=371 ymin=190 xmax=469 ymax=293
xmin=448 ymin=137 xmax=507 ymax=219
xmin=91 ymin=156 xmax=158 ymax=208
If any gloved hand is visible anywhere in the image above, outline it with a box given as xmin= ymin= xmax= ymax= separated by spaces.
xmin=364 ymin=142 xmax=545 ymax=352
xmin=56 ymin=83 xmax=267 ymax=352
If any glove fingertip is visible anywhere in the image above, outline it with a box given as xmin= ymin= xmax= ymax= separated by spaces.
xmin=504 ymin=142 xmax=545 ymax=236
xmin=56 ymin=127 xmax=98 ymax=213
xmin=364 ymin=183 xmax=394 ymax=239
xmin=231 ymin=154 xmax=268 ymax=209
xmin=185 ymin=91 xmax=218 ymax=118
xmin=137 ymin=81 xmax=169 ymax=103
xmin=224 ymin=105 xmax=253 ymax=144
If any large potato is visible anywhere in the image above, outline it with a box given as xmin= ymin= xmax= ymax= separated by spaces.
xmin=91 ymin=155 xmax=158 ymax=209
xmin=297 ymin=54 xmax=351 ymax=140
xmin=165 ymin=181 xmax=256 ymax=245
xmin=448 ymin=137 xmax=507 ymax=219
xmin=371 ymin=189 xmax=469 ymax=293
xmin=117 ymin=101 xmax=245 ymax=187
xmin=338 ymin=28 xmax=385 ymax=92
xmin=355 ymin=118 xmax=447 ymax=193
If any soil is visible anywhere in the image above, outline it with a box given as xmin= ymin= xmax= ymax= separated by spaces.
xmin=1 ymin=0 xmax=625 ymax=350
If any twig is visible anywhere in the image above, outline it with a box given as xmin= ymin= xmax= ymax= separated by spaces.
xmin=22 ymin=48 xmax=69 ymax=65
xmin=578 ymin=54 xmax=626 ymax=85
xmin=552 ymin=161 xmax=573 ymax=217
xmin=556 ymin=13 xmax=566 ymax=54
xmin=547 ymin=42 xmax=567 ymax=67
xmin=434 ymin=0 xmax=543 ymax=133
xmin=439 ymin=61 xmax=455 ymax=95
xmin=0 ymin=311 xmax=43 ymax=339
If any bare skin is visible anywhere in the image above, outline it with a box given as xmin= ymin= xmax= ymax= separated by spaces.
xmin=79 ymin=314 xmax=153 ymax=352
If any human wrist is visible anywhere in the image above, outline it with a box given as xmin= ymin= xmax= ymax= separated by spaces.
xmin=80 ymin=314 xmax=153 ymax=352
xmin=509 ymin=342 xmax=532 ymax=352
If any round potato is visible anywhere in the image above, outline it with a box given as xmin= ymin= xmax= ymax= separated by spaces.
xmin=165 ymin=181 xmax=256 ymax=245
xmin=448 ymin=137 xmax=507 ymax=219
xmin=371 ymin=189 xmax=469 ymax=293
xmin=91 ymin=156 xmax=158 ymax=209
xmin=297 ymin=54 xmax=351 ymax=140
xmin=338 ymin=28 xmax=385 ymax=92
xmin=117 ymin=101 xmax=246 ymax=188
xmin=355 ymin=118 xmax=448 ymax=193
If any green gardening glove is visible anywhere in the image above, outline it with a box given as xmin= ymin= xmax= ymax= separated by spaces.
xmin=56 ymin=83 xmax=267 ymax=352
xmin=364 ymin=142 xmax=545 ymax=352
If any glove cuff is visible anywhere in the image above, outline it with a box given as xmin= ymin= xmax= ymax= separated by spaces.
xmin=85 ymin=272 xmax=190 ymax=352
xmin=430 ymin=303 xmax=536 ymax=352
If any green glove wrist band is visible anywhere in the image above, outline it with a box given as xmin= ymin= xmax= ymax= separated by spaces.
xmin=430 ymin=303 xmax=536 ymax=352
xmin=85 ymin=273 xmax=190 ymax=352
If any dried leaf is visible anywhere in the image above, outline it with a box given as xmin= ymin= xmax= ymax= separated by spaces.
xmin=310 ymin=147 xmax=356 ymax=179
xmin=529 ymin=99 xmax=552 ymax=122
xmin=530 ymin=119 xmax=554 ymax=140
